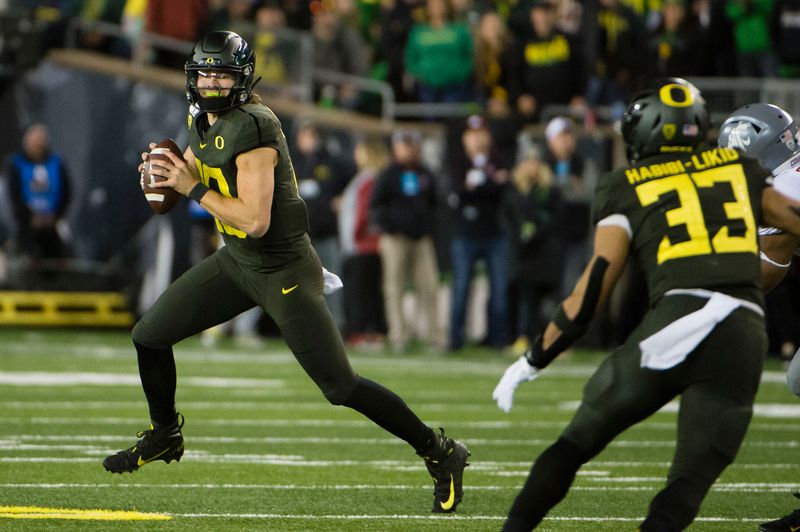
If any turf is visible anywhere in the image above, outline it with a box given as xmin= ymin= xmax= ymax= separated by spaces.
xmin=1 ymin=329 xmax=798 ymax=531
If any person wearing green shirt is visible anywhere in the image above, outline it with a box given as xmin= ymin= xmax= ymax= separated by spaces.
xmin=405 ymin=0 xmax=475 ymax=103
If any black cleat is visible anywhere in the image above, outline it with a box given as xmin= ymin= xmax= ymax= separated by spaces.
xmin=419 ymin=428 xmax=470 ymax=513
xmin=103 ymin=413 xmax=185 ymax=473
xmin=759 ymin=492 xmax=800 ymax=531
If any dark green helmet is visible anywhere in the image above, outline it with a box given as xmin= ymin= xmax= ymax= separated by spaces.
xmin=185 ymin=31 xmax=256 ymax=113
xmin=621 ymin=78 xmax=709 ymax=163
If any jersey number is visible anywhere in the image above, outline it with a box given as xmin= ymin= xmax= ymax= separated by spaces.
xmin=195 ymin=161 xmax=247 ymax=239
xmin=635 ymin=165 xmax=757 ymax=264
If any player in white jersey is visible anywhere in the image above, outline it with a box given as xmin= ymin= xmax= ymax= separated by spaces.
xmin=719 ymin=103 xmax=800 ymax=532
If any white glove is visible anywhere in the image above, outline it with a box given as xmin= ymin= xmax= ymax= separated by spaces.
xmin=492 ymin=355 xmax=539 ymax=413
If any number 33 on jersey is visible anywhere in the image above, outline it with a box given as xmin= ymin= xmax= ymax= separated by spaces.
xmin=593 ymin=146 xmax=771 ymax=303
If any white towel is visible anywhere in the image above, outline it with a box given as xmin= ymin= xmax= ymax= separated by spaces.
xmin=322 ymin=267 xmax=343 ymax=295
xmin=639 ymin=291 xmax=759 ymax=370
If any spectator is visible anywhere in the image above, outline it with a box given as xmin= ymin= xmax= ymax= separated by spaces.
xmin=473 ymin=10 xmax=512 ymax=114
xmin=63 ymin=0 xmax=129 ymax=57
xmin=5 ymin=124 xmax=72 ymax=259
xmin=770 ymin=0 xmax=800 ymax=77
xmin=507 ymin=0 xmax=586 ymax=123
xmin=586 ymin=0 xmax=645 ymax=121
xmin=312 ymin=5 xmax=370 ymax=109
xmin=725 ymin=0 xmax=776 ymax=77
xmin=292 ymin=117 xmax=352 ymax=332
xmin=369 ymin=129 xmax=440 ymax=352
xmin=251 ymin=0 xmax=292 ymax=92
xmin=339 ymin=136 xmax=390 ymax=349
xmin=404 ymin=0 xmax=475 ymax=103
xmin=377 ymin=0 xmax=420 ymax=103
xmin=209 ymin=0 xmax=257 ymax=39
xmin=145 ymin=0 xmax=208 ymax=68
xmin=447 ymin=114 xmax=510 ymax=351
xmin=504 ymin=148 xmax=560 ymax=353
xmin=554 ymin=0 xmax=584 ymax=35
xmin=281 ymin=0 xmax=312 ymax=30
xmin=543 ymin=116 xmax=597 ymax=299
xmin=121 ymin=0 xmax=148 ymax=59
xmin=702 ymin=0 xmax=737 ymax=75
xmin=644 ymin=0 xmax=706 ymax=78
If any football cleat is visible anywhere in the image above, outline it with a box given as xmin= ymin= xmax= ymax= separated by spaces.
xmin=420 ymin=428 xmax=470 ymax=513
xmin=103 ymin=413 xmax=185 ymax=473
xmin=759 ymin=492 xmax=800 ymax=532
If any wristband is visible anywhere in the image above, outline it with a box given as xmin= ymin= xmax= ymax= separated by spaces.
xmin=189 ymin=182 xmax=209 ymax=203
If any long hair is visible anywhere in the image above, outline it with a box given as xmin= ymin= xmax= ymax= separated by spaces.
xmin=248 ymin=92 xmax=264 ymax=105
xmin=512 ymin=150 xmax=554 ymax=195
xmin=356 ymin=136 xmax=391 ymax=173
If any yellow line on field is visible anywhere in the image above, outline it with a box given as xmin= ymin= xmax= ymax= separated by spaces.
xmin=0 ymin=506 xmax=171 ymax=521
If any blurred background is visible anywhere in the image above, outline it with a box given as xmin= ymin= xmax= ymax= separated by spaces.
xmin=0 ymin=0 xmax=797 ymax=359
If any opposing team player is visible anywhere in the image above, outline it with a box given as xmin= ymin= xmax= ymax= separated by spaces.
xmin=492 ymin=78 xmax=800 ymax=531
xmin=102 ymin=31 xmax=470 ymax=514
xmin=719 ymin=103 xmax=800 ymax=532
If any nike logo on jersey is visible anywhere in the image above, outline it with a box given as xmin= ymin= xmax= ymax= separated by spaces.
xmin=199 ymin=142 xmax=207 ymax=149
xmin=439 ymin=474 xmax=456 ymax=511
xmin=282 ymin=285 xmax=299 ymax=295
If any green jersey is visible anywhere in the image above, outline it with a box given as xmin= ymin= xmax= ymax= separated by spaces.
xmin=187 ymin=103 xmax=309 ymax=271
xmin=592 ymin=147 xmax=770 ymax=305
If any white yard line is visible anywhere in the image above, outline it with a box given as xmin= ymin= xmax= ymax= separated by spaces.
xmin=3 ymin=481 xmax=799 ymax=492
xmin=0 ymin=372 xmax=283 ymax=388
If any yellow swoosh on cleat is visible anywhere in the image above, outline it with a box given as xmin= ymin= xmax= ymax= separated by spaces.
xmin=439 ymin=474 xmax=456 ymax=511
xmin=137 ymin=448 xmax=169 ymax=467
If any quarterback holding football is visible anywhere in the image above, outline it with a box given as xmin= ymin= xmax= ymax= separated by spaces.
xmin=104 ymin=31 xmax=470 ymax=514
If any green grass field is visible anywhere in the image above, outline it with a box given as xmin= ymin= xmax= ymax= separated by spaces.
xmin=1 ymin=329 xmax=798 ymax=531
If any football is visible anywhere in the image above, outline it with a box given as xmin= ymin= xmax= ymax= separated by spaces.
xmin=141 ymin=138 xmax=183 ymax=215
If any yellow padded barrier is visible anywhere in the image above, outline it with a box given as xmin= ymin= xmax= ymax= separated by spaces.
xmin=0 ymin=291 xmax=133 ymax=327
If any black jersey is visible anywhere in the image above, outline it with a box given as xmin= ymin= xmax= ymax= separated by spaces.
xmin=592 ymin=147 xmax=770 ymax=305
xmin=188 ymin=103 xmax=310 ymax=270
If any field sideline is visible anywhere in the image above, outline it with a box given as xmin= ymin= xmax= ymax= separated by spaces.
xmin=1 ymin=329 xmax=798 ymax=531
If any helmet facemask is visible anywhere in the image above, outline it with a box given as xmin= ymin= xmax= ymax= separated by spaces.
xmin=186 ymin=63 xmax=254 ymax=113
xmin=185 ymin=31 xmax=256 ymax=114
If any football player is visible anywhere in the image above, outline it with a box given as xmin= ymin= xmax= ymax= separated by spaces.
xmin=718 ymin=103 xmax=800 ymax=532
xmin=102 ymin=31 xmax=470 ymax=514
xmin=492 ymin=78 xmax=800 ymax=531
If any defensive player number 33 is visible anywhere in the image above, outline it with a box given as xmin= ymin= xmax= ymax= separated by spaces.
xmin=636 ymin=165 xmax=757 ymax=264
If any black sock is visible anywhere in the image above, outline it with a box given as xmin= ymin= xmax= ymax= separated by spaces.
xmin=341 ymin=377 xmax=435 ymax=453
xmin=503 ymin=438 xmax=586 ymax=531
xmin=134 ymin=341 xmax=177 ymax=426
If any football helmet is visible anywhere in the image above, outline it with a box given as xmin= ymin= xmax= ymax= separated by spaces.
xmin=621 ymin=77 xmax=709 ymax=163
xmin=185 ymin=31 xmax=256 ymax=113
xmin=718 ymin=103 xmax=800 ymax=172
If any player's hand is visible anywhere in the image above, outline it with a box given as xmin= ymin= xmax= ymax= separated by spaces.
xmin=137 ymin=142 xmax=157 ymax=175
xmin=492 ymin=355 xmax=539 ymax=413
xmin=148 ymin=149 xmax=199 ymax=196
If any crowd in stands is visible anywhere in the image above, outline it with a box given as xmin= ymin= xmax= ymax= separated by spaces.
xmin=6 ymin=0 xmax=800 ymax=120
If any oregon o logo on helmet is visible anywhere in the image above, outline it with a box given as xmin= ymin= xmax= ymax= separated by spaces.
xmin=659 ymin=84 xmax=694 ymax=108
xmin=205 ymin=57 xmax=214 ymax=64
